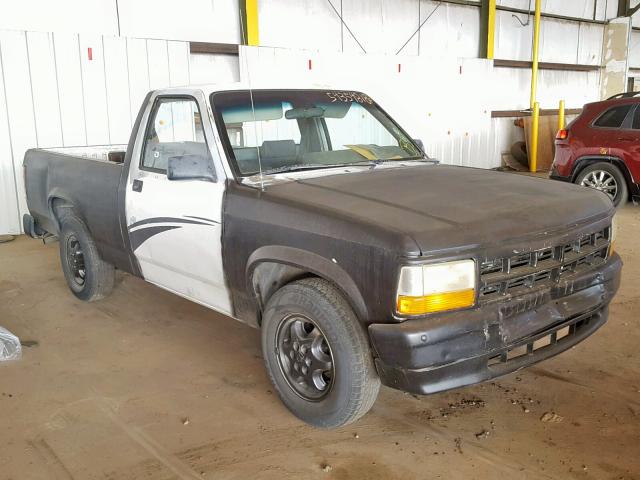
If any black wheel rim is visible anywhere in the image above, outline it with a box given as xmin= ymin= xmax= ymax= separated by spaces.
xmin=65 ymin=234 xmax=86 ymax=287
xmin=275 ymin=314 xmax=335 ymax=401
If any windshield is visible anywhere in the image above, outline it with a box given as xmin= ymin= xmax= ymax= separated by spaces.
xmin=210 ymin=90 xmax=423 ymax=177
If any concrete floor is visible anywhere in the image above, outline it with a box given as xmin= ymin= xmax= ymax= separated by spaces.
xmin=1 ymin=207 xmax=639 ymax=480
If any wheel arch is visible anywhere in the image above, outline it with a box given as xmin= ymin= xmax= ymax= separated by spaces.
xmin=47 ymin=189 xmax=84 ymax=234
xmin=246 ymin=246 xmax=369 ymax=325
xmin=571 ymin=156 xmax=635 ymax=198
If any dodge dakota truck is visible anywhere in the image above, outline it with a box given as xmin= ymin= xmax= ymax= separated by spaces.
xmin=23 ymin=86 xmax=621 ymax=428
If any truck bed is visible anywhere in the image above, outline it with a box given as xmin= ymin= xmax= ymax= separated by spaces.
xmin=23 ymin=146 xmax=134 ymax=272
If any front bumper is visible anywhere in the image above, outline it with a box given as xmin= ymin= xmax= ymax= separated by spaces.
xmin=369 ymin=254 xmax=622 ymax=395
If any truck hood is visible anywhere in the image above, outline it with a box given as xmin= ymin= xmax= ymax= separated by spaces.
xmin=265 ymin=164 xmax=614 ymax=254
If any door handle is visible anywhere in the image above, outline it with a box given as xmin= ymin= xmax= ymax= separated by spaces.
xmin=617 ymin=136 xmax=635 ymax=142
xmin=132 ymin=179 xmax=143 ymax=192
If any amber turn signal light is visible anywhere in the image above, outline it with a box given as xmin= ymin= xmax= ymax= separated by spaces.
xmin=556 ymin=129 xmax=568 ymax=140
xmin=397 ymin=289 xmax=475 ymax=315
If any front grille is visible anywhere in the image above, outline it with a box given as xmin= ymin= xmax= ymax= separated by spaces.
xmin=479 ymin=226 xmax=610 ymax=302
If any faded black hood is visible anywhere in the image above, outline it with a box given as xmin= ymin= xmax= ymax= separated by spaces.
xmin=264 ymin=164 xmax=614 ymax=254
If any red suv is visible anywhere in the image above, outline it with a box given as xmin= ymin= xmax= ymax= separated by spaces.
xmin=551 ymin=92 xmax=640 ymax=206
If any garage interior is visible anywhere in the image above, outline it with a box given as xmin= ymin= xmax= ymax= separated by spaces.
xmin=1 ymin=1 xmax=640 ymax=479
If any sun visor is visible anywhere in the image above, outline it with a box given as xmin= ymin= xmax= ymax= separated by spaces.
xmin=222 ymin=103 xmax=283 ymax=123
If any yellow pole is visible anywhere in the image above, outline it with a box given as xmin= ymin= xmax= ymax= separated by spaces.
xmin=487 ymin=0 xmax=496 ymax=59
xmin=530 ymin=0 xmax=541 ymax=109
xmin=530 ymin=102 xmax=540 ymax=172
xmin=558 ymin=99 xmax=565 ymax=131
xmin=246 ymin=0 xmax=259 ymax=46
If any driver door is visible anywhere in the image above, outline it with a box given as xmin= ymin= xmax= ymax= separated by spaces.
xmin=125 ymin=92 xmax=232 ymax=315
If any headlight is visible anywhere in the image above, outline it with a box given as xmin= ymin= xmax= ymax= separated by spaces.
xmin=396 ymin=259 xmax=476 ymax=315
xmin=609 ymin=215 xmax=618 ymax=256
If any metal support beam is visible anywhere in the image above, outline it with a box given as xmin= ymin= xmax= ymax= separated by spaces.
xmin=530 ymin=102 xmax=540 ymax=172
xmin=480 ymin=0 xmax=497 ymax=59
xmin=529 ymin=0 xmax=541 ymax=109
xmin=240 ymin=0 xmax=259 ymax=46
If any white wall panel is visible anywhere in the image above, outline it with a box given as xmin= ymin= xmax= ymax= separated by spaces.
xmin=493 ymin=67 xmax=600 ymax=110
xmin=496 ymin=12 xmax=604 ymax=65
xmin=259 ymin=0 xmax=342 ymax=52
xmin=0 ymin=49 xmax=20 ymax=234
xmin=632 ymin=1 xmax=640 ymax=28
xmin=0 ymin=0 xmax=118 ymax=36
xmin=54 ymin=33 xmax=87 ymax=146
xmin=103 ymin=36 xmax=132 ymax=144
xmin=540 ymin=19 xmax=580 ymax=64
xmin=497 ymin=0 xmax=598 ymax=20
xmin=418 ymin=1 xmax=480 ymax=58
xmin=118 ymin=0 xmax=240 ymax=43
xmin=189 ymin=54 xmax=240 ymax=84
xmin=258 ymin=0 xmax=480 ymax=58
xmin=0 ymin=30 xmax=191 ymax=234
xmin=495 ymin=9 xmax=532 ymax=61
xmin=80 ymin=35 xmax=110 ymax=145
xmin=630 ymin=31 xmax=640 ymax=68
xmin=26 ymin=31 xmax=63 ymax=148
xmin=578 ymin=23 xmax=604 ymax=65
xmin=0 ymin=0 xmax=239 ymax=44
xmin=168 ymin=42 xmax=191 ymax=87
xmin=0 ymin=30 xmax=36 ymax=222
xmin=126 ymin=38 xmax=150 ymax=124
xmin=147 ymin=40 xmax=171 ymax=90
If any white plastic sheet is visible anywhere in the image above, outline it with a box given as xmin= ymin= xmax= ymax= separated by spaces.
xmin=0 ymin=327 xmax=21 ymax=361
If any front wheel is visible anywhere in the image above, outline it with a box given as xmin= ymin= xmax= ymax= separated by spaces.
xmin=575 ymin=162 xmax=628 ymax=207
xmin=261 ymin=278 xmax=380 ymax=428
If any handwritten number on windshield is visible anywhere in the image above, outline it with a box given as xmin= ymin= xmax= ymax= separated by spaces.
xmin=326 ymin=92 xmax=373 ymax=104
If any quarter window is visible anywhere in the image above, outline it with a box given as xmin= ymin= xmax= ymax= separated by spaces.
xmin=142 ymin=98 xmax=211 ymax=173
xmin=632 ymin=107 xmax=640 ymax=130
xmin=593 ymin=105 xmax=632 ymax=128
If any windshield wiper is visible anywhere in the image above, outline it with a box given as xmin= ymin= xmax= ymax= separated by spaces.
xmin=260 ymin=163 xmax=352 ymax=175
xmin=346 ymin=156 xmax=439 ymax=168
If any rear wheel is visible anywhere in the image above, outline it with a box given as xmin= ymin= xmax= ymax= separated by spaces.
xmin=261 ymin=278 xmax=380 ymax=428
xmin=58 ymin=212 xmax=115 ymax=301
xmin=575 ymin=162 xmax=628 ymax=207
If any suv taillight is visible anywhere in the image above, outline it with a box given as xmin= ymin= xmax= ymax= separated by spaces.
xmin=556 ymin=129 xmax=568 ymax=140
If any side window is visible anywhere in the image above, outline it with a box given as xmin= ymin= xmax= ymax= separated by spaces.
xmin=142 ymin=98 xmax=211 ymax=173
xmin=593 ymin=105 xmax=632 ymax=128
xmin=632 ymin=107 xmax=640 ymax=130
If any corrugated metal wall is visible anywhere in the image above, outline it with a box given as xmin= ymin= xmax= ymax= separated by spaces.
xmin=0 ymin=31 xmax=191 ymax=234
xmin=0 ymin=0 xmax=240 ymax=43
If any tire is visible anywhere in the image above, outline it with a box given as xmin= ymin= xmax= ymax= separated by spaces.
xmin=261 ymin=277 xmax=380 ymax=428
xmin=58 ymin=211 xmax=115 ymax=301
xmin=575 ymin=162 xmax=628 ymax=207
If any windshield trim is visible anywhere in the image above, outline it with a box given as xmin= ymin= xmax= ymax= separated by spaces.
xmin=209 ymin=89 xmax=426 ymax=181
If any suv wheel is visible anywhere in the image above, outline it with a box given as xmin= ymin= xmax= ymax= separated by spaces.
xmin=261 ymin=278 xmax=380 ymax=428
xmin=575 ymin=162 xmax=628 ymax=207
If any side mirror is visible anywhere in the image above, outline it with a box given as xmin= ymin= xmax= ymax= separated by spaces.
xmin=167 ymin=154 xmax=216 ymax=182
xmin=413 ymin=139 xmax=425 ymax=153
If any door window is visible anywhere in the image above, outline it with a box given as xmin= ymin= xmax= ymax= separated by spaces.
xmin=631 ymin=107 xmax=640 ymax=130
xmin=141 ymin=97 xmax=211 ymax=173
xmin=593 ymin=105 xmax=632 ymax=128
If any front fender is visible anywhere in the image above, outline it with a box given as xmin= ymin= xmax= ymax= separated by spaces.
xmin=246 ymin=245 xmax=369 ymax=323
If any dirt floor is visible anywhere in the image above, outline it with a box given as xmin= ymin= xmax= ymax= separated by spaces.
xmin=1 ymin=207 xmax=639 ymax=480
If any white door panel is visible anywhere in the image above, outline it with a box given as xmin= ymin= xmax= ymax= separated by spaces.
xmin=127 ymin=175 xmax=231 ymax=313
xmin=125 ymin=91 xmax=232 ymax=315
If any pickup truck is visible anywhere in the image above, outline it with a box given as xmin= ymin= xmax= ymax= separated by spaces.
xmin=23 ymin=85 xmax=622 ymax=428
